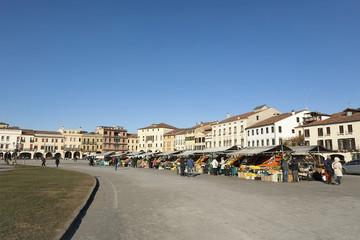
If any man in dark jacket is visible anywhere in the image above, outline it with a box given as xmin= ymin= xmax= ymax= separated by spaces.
xmin=180 ymin=157 xmax=185 ymax=176
xmin=290 ymin=157 xmax=299 ymax=182
xmin=187 ymin=157 xmax=195 ymax=177
xmin=324 ymin=155 xmax=334 ymax=184
xmin=282 ymin=158 xmax=289 ymax=182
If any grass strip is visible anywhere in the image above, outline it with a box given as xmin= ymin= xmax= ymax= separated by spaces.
xmin=0 ymin=165 xmax=94 ymax=240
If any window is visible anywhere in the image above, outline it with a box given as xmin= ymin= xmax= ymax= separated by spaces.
xmin=325 ymin=139 xmax=333 ymax=150
xmin=296 ymin=117 xmax=300 ymax=123
xmin=317 ymin=140 xmax=324 ymax=147
xmin=278 ymin=126 xmax=282 ymax=133
xmin=271 ymin=127 xmax=274 ymax=133
xmin=213 ymin=130 xmax=216 ymax=136
xmin=348 ymin=124 xmax=353 ymax=133
xmin=261 ymin=140 xmax=264 ymax=146
xmin=304 ymin=129 xmax=310 ymax=137
xmin=326 ymin=127 xmax=331 ymax=135
xmin=234 ymin=127 xmax=237 ymax=134
xmin=292 ymin=129 xmax=295 ymax=134
xmin=256 ymin=116 xmax=259 ymax=120
xmin=272 ymin=139 xmax=275 ymax=145
xmin=219 ymin=129 xmax=221 ymax=136
xmin=256 ymin=129 xmax=259 ymax=135
xmin=266 ymin=128 xmax=269 ymax=134
xmin=261 ymin=128 xmax=263 ymax=134
xmin=266 ymin=139 xmax=269 ymax=146
xmin=252 ymin=130 xmax=254 ymax=136
xmin=318 ymin=128 xmax=323 ymax=137
xmin=339 ymin=126 xmax=344 ymax=134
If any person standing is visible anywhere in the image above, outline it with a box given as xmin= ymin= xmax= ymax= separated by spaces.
xmin=290 ymin=157 xmax=299 ymax=182
xmin=211 ymin=158 xmax=219 ymax=176
xmin=55 ymin=157 xmax=60 ymax=167
xmin=180 ymin=157 xmax=185 ymax=176
xmin=332 ymin=157 xmax=343 ymax=185
xmin=187 ymin=157 xmax=195 ymax=177
xmin=220 ymin=157 xmax=226 ymax=175
xmin=114 ymin=158 xmax=118 ymax=171
xmin=41 ymin=157 xmax=46 ymax=167
xmin=282 ymin=158 xmax=289 ymax=182
xmin=324 ymin=156 xmax=334 ymax=184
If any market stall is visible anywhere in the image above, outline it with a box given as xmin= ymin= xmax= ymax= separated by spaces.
xmin=228 ymin=145 xmax=293 ymax=182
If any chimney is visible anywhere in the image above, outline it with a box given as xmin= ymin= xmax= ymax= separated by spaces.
xmin=227 ymin=113 xmax=230 ymax=119
xmin=292 ymin=110 xmax=295 ymax=115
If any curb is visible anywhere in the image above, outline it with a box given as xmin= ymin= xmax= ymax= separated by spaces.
xmin=54 ymin=176 xmax=99 ymax=240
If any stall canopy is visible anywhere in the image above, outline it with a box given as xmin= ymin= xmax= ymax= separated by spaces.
xmin=290 ymin=145 xmax=331 ymax=156
xmin=199 ymin=146 xmax=238 ymax=154
xmin=176 ymin=150 xmax=201 ymax=156
xmin=112 ymin=153 xmax=127 ymax=157
xmin=96 ymin=152 xmax=114 ymax=157
xmin=229 ymin=145 xmax=293 ymax=156
xmin=127 ymin=151 xmax=145 ymax=156
xmin=157 ymin=151 xmax=181 ymax=156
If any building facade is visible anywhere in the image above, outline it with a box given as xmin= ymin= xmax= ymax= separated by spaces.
xmin=246 ymin=110 xmax=309 ymax=147
xmin=127 ymin=134 xmax=138 ymax=153
xmin=81 ymin=132 xmax=103 ymax=156
xmin=58 ymin=127 xmax=82 ymax=159
xmin=33 ymin=130 xmax=64 ymax=159
xmin=138 ymin=123 xmax=178 ymax=152
xmin=212 ymin=105 xmax=281 ymax=149
xmin=0 ymin=123 xmax=22 ymax=159
xmin=95 ymin=126 xmax=128 ymax=153
xmin=175 ymin=129 xmax=186 ymax=151
xmin=298 ymin=108 xmax=360 ymax=161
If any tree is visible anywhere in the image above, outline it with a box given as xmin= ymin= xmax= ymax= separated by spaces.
xmin=283 ymin=135 xmax=305 ymax=147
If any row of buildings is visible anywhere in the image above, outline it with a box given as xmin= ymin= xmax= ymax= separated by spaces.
xmin=1 ymin=105 xmax=359 ymax=161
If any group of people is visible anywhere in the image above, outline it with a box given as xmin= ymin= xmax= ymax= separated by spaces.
xmin=281 ymin=157 xmax=300 ymax=182
xmin=324 ymin=156 xmax=343 ymax=185
xmin=179 ymin=157 xmax=195 ymax=177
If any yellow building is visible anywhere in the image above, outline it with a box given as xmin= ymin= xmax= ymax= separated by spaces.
xmin=58 ymin=127 xmax=82 ymax=159
xmin=81 ymin=132 xmax=103 ymax=156
xmin=185 ymin=122 xmax=214 ymax=151
xmin=164 ymin=129 xmax=183 ymax=152
xmin=127 ymin=134 xmax=138 ymax=153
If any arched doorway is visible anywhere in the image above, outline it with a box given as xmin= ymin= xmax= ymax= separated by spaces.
xmin=74 ymin=152 xmax=80 ymax=159
xmin=45 ymin=152 xmax=52 ymax=159
xmin=54 ymin=153 xmax=62 ymax=159
xmin=96 ymin=151 xmax=101 ymax=154
xmin=35 ymin=152 xmax=43 ymax=159
xmin=19 ymin=153 xmax=31 ymax=159
xmin=65 ymin=151 xmax=72 ymax=159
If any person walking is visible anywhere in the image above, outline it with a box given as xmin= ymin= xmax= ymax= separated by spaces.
xmin=41 ymin=157 xmax=46 ymax=167
xmin=187 ymin=157 xmax=195 ymax=177
xmin=324 ymin=156 xmax=334 ymax=184
xmin=282 ymin=158 xmax=289 ymax=182
xmin=290 ymin=157 xmax=299 ymax=182
xmin=211 ymin=158 xmax=219 ymax=176
xmin=332 ymin=157 xmax=343 ymax=185
xmin=180 ymin=157 xmax=185 ymax=176
xmin=55 ymin=157 xmax=60 ymax=167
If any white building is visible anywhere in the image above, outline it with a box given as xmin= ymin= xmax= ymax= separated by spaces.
xmin=298 ymin=108 xmax=360 ymax=162
xmin=246 ymin=110 xmax=309 ymax=147
xmin=137 ymin=123 xmax=178 ymax=152
xmin=211 ymin=105 xmax=281 ymax=149
xmin=175 ymin=129 xmax=186 ymax=151
xmin=0 ymin=122 xmax=22 ymax=158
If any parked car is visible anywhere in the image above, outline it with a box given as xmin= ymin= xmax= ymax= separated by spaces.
xmin=342 ymin=160 xmax=360 ymax=174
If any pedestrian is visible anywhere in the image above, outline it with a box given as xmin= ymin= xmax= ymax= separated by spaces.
xmin=89 ymin=157 xmax=94 ymax=166
xmin=282 ymin=157 xmax=289 ymax=182
xmin=114 ymin=158 xmax=118 ymax=171
xmin=332 ymin=157 xmax=343 ymax=185
xmin=134 ymin=158 xmax=138 ymax=168
xmin=153 ymin=158 xmax=157 ymax=169
xmin=324 ymin=155 xmax=334 ymax=184
xmin=41 ymin=157 xmax=46 ymax=167
xmin=187 ymin=157 xmax=195 ymax=177
xmin=290 ymin=157 xmax=299 ymax=182
xmin=220 ymin=157 xmax=226 ymax=175
xmin=211 ymin=158 xmax=219 ymax=176
xmin=180 ymin=157 xmax=185 ymax=176
xmin=55 ymin=157 xmax=60 ymax=167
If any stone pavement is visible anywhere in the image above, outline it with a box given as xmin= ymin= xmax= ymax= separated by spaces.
xmin=20 ymin=160 xmax=360 ymax=240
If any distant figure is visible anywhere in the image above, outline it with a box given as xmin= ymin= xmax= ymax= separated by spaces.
xmin=220 ymin=157 xmax=226 ymax=174
xmin=114 ymin=158 xmax=118 ymax=171
xmin=332 ymin=157 xmax=343 ymax=185
xmin=55 ymin=158 xmax=60 ymax=167
xmin=41 ymin=157 xmax=46 ymax=167
xmin=153 ymin=158 xmax=157 ymax=169
xmin=211 ymin=158 xmax=219 ymax=176
xmin=89 ymin=157 xmax=94 ymax=167
xmin=187 ymin=157 xmax=195 ymax=177
xmin=290 ymin=157 xmax=299 ymax=182
xmin=282 ymin=158 xmax=289 ymax=182
xmin=180 ymin=157 xmax=185 ymax=176
xmin=74 ymin=156 xmax=77 ymax=162
xmin=324 ymin=156 xmax=334 ymax=184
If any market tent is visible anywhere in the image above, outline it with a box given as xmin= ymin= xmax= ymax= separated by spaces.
xmin=176 ymin=151 xmax=200 ymax=156
xmin=95 ymin=152 xmax=114 ymax=158
xmin=290 ymin=146 xmax=331 ymax=155
xmin=199 ymin=146 xmax=238 ymax=154
xmin=141 ymin=152 xmax=161 ymax=157
xmin=229 ymin=145 xmax=293 ymax=156
xmin=127 ymin=151 xmax=145 ymax=156
xmin=112 ymin=153 xmax=127 ymax=157
xmin=157 ymin=151 xmax=181 ymax=156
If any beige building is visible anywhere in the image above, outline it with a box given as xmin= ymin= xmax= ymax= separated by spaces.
xmin=212 ymin=105 xmax=281 ymax=148
xmin=164 ymin=129 xmax=184 ymax=152
xmin=127 ymin=134 xmax=139 ymax=153
xmin=82 ymin=132 xmax=103 ymax=156
xmin=185 ymin=122 xmax=214 ymax=151
xmin=175 ymin=129 xmax=186 ymax=151
xmin=298 ymin=108 xmax=360 ymax=162
xmin=58 ymin=127 xmax=82 ymax=159
xmin=138 ymin=123 xmax=178 ymax=152
xmin=33 ymin=130 xmax=64 ymax=159
xmin=0 ymin=123 xmax=22 ymax=159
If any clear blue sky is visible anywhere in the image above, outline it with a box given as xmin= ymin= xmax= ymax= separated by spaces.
xmin=1 ymin=0 xmax=359 ymax=133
